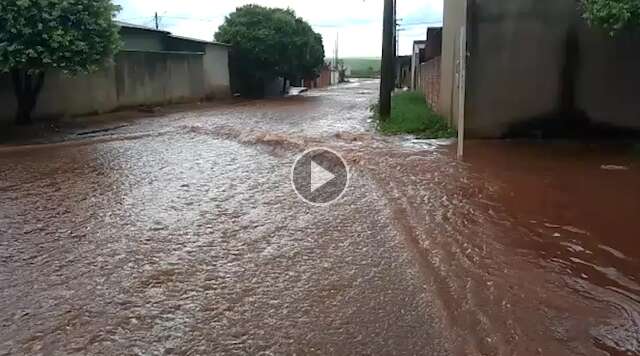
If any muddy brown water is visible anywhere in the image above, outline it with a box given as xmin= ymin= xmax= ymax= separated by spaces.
xmin=0 ymin=80 xmax=638 ymax=355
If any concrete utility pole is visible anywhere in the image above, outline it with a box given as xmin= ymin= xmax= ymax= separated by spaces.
xmin=379 ymin=0 xmax=395 ymax=119
xmin=392 ymin=0 xmax=397 ymax=59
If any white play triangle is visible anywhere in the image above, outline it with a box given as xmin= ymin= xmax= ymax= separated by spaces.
xmin=310 ymin=161 xmax=335 ymax=192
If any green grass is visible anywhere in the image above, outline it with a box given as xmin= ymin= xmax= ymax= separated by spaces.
xmin=633 ymin=144 xmax=640 ymax=159
xmin=341 ymin=57 xmax=380 ymax=71
xmin=375 ymin=91 xmax=456 ymax=139
xmin=340 ymin=57 xmax=381 ymax=77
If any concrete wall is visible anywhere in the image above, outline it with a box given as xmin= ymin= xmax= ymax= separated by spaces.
xmin=462 ymin=0 xmax=640 ymax=137
xmin=439 ymin=0 xmax=467 ymax=125
xmin=0 ymin=65 xmax=119 ymax=122
xmin=572 ymin=21 xmax=640 ymax=131
xmin=0 ymin=50 xmax=207 ymax=123
xmin=163 ymin=36 xmax=231 ymax=99
xmin=202 ymin=44 xmax=231 ymax=99
xmin=114 ymin=51 xmax=205 ymax=108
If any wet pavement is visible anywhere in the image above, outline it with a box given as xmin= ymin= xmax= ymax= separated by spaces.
xmin=0 ymin=79 xmax=639 ymax=355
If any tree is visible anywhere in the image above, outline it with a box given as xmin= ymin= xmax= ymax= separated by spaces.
xmin=214 ymin=5 xmax=325 ymax=97
xmin=582 ymin=0 xmax=640 ymax=35
xmin=0 ymin=0 xmax=121 ymax=125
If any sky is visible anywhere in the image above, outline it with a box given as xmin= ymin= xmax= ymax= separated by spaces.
xmin=113 ymin=0 xmax=443 ymax=57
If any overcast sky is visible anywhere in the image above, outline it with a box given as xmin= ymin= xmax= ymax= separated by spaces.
xmin=113 ymin=0 xmax=443 ymax=57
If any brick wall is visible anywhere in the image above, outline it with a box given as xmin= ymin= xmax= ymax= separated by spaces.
xmin=418 ymin=56 xmax=441 ymax=109
xmin=303 ymin=67 xmax=332 ymax=89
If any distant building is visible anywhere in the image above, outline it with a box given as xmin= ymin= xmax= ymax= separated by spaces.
xmin=424 ymin=27 xmax=443 ymax=62
xmin=395 ymin=55 xmax=412 ymax=88
xmin=304 ymin=63 xmax=333 ymax=89
xmin=410 ymin=40 xmax=426 ymax=90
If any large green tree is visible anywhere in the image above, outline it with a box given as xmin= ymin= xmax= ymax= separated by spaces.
xmin=582 ymin=0 xmax=640 ymax=35
xmin=214 ymin=5 xmax=325 ymax=97
xmin=0 ymin=0 xmax=121 ymax=125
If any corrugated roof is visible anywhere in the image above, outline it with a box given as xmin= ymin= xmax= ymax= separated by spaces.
xmin=115 ymin=21 xmax=230 ymax=47
xmin=168 ymin=34 xmax=230 ymax=47
xmin=115 ymin=21 xmax=170 ymax=34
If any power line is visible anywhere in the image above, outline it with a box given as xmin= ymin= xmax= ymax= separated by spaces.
xmin=160 ymin=15 xmax=225 ymax=22
xmin=398 ymin=20 xmax=442 ymax=27
xmin=119 ymin=17 xmax=152 ymax=22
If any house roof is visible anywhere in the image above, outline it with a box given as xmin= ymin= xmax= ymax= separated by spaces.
xmin=115 ymin=21 xmax=230 ymax=47
xmin=168 ymin=34 xmax=230 ymax=48
xmin=413 ymin=40 xmax=427 ymax=52
xmin=115 ymin=21 xmax=170 ymax=34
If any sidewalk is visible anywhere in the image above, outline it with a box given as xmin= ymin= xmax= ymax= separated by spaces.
xmin=0 ymin=99 xmax=242 ymax=146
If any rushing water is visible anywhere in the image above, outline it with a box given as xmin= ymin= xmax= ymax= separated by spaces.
xmin=0 ymin=79 xmax=638 ymax=355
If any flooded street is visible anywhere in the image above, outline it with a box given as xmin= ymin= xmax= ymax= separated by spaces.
xmin=1 ymin=80 xmax=639 ymax=355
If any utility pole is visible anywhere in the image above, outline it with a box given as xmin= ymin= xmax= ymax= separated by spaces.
xmin=154 ymin=12 xmax=159 ymax=30
xmin=379 ymin=0 xmax=395 ymax=119
xmin=392 ymin=0 xmax=397 ymax=59
xmin=335 ymin=33 xmax=339 ymax=69
xmin=333 ymin=33 xmax=339 ymax=85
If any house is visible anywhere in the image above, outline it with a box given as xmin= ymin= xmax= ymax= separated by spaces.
xmin=118 ymin=22 xmax=232 ymax=100
xmin=0 ymin=22 xmax=231 ymax=123
xmin=395 ymin=55 xmax=411 ymax=88
xmin=117 ymin=22 xmax=170 ymax=51
xmin=410 ymin=40 xmax=426 ymax=90
xmin=304 ymin=63 xmax=333 ymax=89
xmin=439 ymin=0 xmax=640 ymax=138
xmin=424 ymin=27 xmax=443 ymax=62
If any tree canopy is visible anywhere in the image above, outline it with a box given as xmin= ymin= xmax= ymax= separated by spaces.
xmin=582 ymin=0 xmax=640 ymax=35
xmin=0 ymin=0 xmax=121 ymax=124
xmin=214 ymin=5 xmax=325 ymax=96
xmin=0 ymin=0 xmax=121 ymax=74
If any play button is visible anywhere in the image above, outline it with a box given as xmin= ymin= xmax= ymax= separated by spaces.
xmin=291 ymin=148 xmax=350 ymax=206
xmin=311 ymin=161 xmax=336 ymax=192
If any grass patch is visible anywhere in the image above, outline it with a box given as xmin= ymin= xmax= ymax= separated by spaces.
xmin=341 ymin=57 xmax=381 ymax=78
xmin=632 ymin=143 xmax=640 ymax=159
xmin=374 ymin=91 xmax=456 ymax=139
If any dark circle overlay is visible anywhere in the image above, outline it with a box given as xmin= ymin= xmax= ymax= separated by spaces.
xmin=291 ymin=148 xmax=349 ymax=206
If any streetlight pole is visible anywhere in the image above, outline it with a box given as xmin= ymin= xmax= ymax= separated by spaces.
xmin=379 ymin=0 xmax=394 ymax=119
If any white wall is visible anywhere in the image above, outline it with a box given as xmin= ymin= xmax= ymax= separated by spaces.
xmin=439 ymin=0 xmax=467 ymax=125
xmin=203 ymin=44 xmax=231 ymax=99
xmin=0 ymin=50 xmax=230 ymax=124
